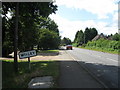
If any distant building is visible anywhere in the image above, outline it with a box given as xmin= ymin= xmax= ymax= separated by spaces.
xmin=107 ymin=36 xmax=113 ymax=40
xmin=92 ymin=33 xmax=107 ymax=41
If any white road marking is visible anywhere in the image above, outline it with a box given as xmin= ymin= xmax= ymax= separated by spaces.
xmin=106 ymin=58 xmax=118 ymax=62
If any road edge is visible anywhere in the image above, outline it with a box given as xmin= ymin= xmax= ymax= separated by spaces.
xmin=65 ymin=50 xmax=109 ymax=89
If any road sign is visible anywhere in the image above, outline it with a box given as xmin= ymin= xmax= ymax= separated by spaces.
xmin=19 ymin=50 xmax=37 ymax=59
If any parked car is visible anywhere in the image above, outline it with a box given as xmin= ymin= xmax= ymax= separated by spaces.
xmin=66 ymin=45 xmax=73 ymax=50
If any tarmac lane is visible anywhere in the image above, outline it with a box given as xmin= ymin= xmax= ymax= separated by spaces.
xmin=58 ymin=50 xmax=104 ymax=88
xmin=66 ymin=47 xmax=119 ymax=88
xmin=59 ymin=60 xmax=103 ymax=88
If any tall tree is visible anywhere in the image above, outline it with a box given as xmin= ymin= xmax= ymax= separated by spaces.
xmin=112 ymin=33 xmax=120 ymax=41
xmin=2 ymin=2 xmax=59 ymax=73
xmin=84 ymin=27 xmax=98 ymax=43
xmin=76 ymin=30 xmax=84 ymax=45
xmin=2 ymin=2 xmax=58 ymax=55
xmin=84 ymin=27 xmax=91 ymax=43
xmin=61 ymin=37 xmax=72 ymax=45
xmin=38 ymin=29 xmax=60 ymax=50
xmin=89 ymin=28 xmax=98 ymax=40
xmin=74 ymin=30 xmax=79 ymax=43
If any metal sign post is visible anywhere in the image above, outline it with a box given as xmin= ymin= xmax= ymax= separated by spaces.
xmin=28 ymin=57 xmax=31 ymax=71
xmin=19 ymin=50 xmax=37 ymax=71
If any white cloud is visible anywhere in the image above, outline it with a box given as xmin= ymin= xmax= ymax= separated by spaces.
xmin=49 ymin=0 xmax=118 ymax=40
xmin=50 ymin=14 xmax=118 ymax=41
xmin=55 ymin=0 xmax=118 ymax=19
xmin=113 ymin=12 xmax=118 ymax=21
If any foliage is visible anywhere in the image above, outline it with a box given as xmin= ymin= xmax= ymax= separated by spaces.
xmin=74 ymin=30 xmax=84 ymax=45
xmin=84 ymin=27 xmax=98 ymax=43
xmin=86 ymin=38 xmax=119 ymax=52
xmin=74 ymin=31 xmax=79 ymax=43
xmin=72 ymin=43 xmax=78 ymax=47
xmin=2 ymin=2 xmax=58 ymax=56
xmin=2 ymin=17 xmax=14 ymax=56
xmin=38 ymin=50 xmax=59 ymax=53
xmin=61 ymin=37 xmax=72 ymax=45
xmin=112 ymin=33 xmax=120 ymax=41
xmin=38 ymin=29 xmax=60 ymax=50
xmin=73 ymin=27 xmax=98 ymax=46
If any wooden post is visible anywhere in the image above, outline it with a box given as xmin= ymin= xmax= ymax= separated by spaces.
xmin=14 ymin=2 xmax=19 ymax=73
xmin=28 ymin=57 xmax=31 ymax=71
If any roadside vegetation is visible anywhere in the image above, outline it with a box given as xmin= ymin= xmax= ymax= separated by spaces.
xmin=60 ymin=37 xmax=72 ymax=46
xmin=85 ymin=38 xmax=119 ymax=54
xmin=75 ymin=39 xmax=119 ymax=54
xmin=2 ymin=2 xmax=60 ymax=57
xmin=2 ymin=60 xmax=60 ymax=88
xmin=2 ymin=2 xmax=61 ymax=79
xmin=72 ymin=28 xmax=120 ymax=54
xmin=38 ymin=50 xmax=59 ymax=53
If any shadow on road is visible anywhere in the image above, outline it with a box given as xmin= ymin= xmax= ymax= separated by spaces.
xmin=76 ymin=61 xmax=119 ymax=88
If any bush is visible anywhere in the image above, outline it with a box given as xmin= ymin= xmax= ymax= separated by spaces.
xmin=81 ymin=44 xmax=86 ymax=47
xmin=72 ymin=43 xmax=78 ymax=47
xmin=38 ymin=29 xmax=60 ymax=50
xmin=86 ymin=38 xmax=119 ymax=52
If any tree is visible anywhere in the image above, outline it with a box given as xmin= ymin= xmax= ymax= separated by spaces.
xmin=42 ymin=18 xmax=59 ymax=35
xmin=76 ymin=30 xmax=84 ymax=45
xmin=84 ymin=27 xmax=98 ymax=43
xmin=73 ymin=27 xmax=98 ymax=45
xmin=74 ymin=30 xmax=79 ymax=43
xmin=89 ymin=28 xmax=98 ymax=40
xmin=2 ymin=2 xmax=59 ymax=73
xmin=2 ymin=2 xmax=58 ymax=56
xmin=61 ymin=37 xmax=72 ymax=45
xmin=112 ymin=33 xmax=120 ymax=41
xmin=38 ymin=29 xmax=60 ymax=50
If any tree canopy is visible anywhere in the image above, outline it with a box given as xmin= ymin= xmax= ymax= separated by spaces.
xmin=84 ymin=27 xmax=98 ymax=43
xmin=74 ymin=27 xmax=98 ymax=46
xmin=61 ymin=37 xmax=72 ymax=45
xmin=2 ymin=2 xmax=60 ymax=56
xmin=74 ymin=30 xmax=84 ymax=45
xmin=112 ymin=33 xmax=120 ymax=41
xmin=38 ymin=29 xmax=60 ymax=50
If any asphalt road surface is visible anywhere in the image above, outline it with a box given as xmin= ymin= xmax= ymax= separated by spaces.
xmin=65 ymin=47 xmax=119 ymax=88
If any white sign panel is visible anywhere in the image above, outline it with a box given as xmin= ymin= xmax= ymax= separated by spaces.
xmin=19 ymin=50 xmax=37 ymax=59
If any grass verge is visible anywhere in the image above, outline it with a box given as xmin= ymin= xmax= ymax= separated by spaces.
xmin=2 ymin=60 xmax=60 ymax=88
xmin=77 ymin=46 xmax=119 ymax=55
xmin=38 ymin=50 xmax=59 ymax=53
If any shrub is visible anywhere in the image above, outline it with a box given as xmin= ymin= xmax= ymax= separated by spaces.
xmin=86 ymin=38 xmax=119 ymax=52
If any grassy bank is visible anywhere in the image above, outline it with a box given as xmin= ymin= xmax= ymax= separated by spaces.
xmin=73 ymin=38 xmax=119 ymax=55
xmin=38 ymin=50 xmax=59 ymax=53
xmin=2 ymin=60 xmax=60 ymax=88
xmin=77 ymin=46 xmax=119 ymax=55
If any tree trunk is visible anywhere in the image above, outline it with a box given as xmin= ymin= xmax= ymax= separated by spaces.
xmin=14 ymin=2 xmax=19 ymax=73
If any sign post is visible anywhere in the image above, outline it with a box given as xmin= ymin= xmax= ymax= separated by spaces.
xmin=28 ymin=57 xmax=31 ymax=71
xmin=19 ymin=50 xmax=37 ymax=71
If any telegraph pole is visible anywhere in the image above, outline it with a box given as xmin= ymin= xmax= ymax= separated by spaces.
xmin=14 ymin=2 xmax=19 ymax=73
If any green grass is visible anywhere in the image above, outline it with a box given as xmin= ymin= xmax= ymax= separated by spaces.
xmin=38 ymin=50 xmax=59 ymax=53
xmin=77 ymin=46 xmax=119 ymax=55
xmin=2 ymin=60 xmax=60 ymax=88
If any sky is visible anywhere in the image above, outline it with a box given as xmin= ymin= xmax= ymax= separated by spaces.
xmin=49 ymin=0 xmax=119 ymax=41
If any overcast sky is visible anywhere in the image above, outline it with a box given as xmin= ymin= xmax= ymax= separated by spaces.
xmin=49 ymin=0 xmax=119 ymax=41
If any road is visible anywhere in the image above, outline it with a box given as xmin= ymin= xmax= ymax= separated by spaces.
xmin=65 ymin=47 xmax=119 ymax=88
